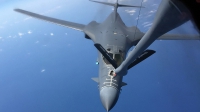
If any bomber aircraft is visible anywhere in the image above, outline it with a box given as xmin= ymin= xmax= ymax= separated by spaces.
xmin=14 ymin=0 xmax=200 ymax=111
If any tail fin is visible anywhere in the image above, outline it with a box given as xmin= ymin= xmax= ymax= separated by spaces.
xmin=90 ymin=0 xmax=144 ymax=22
xmin=89 ymin=0 xmax=144 ymax=8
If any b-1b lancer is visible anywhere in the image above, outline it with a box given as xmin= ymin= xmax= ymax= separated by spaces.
xmin=14 ymin=0 xmax=200 ymax=111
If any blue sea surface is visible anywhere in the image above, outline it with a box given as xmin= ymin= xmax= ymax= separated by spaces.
xmin=0 ymin=0 xmax=199 ymax=112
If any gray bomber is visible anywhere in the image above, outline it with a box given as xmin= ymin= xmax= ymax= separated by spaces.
xmin=14 ymin=0 xmax=200 ymax=111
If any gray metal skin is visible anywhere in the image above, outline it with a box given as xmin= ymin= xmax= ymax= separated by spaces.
xmin=88 ymin=12 xmax=141 ymax=111
xmin=14 ymin=0 xmax=200 ymax=111
xmin=115 ymin=0 xmax=192 ymax=76
xmin=86 ymin=11 xmax=143 ymax=111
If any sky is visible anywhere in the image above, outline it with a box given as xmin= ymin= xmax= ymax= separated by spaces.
xmin=0 ymin=0 xmax=200 ymax=112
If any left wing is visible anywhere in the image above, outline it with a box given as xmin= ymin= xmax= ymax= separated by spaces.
xmin=157 ymin=34 xmax=200 ymax=40
xmin=14 ymin=9 xmax=85 ymax=32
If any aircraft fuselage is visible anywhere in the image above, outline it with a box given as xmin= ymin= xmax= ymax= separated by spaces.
xmin=86 ymin=12 xmax=143 ymax=111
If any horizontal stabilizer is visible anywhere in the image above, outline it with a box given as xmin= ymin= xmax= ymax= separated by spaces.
xmin=118 ymin=4 xmax=144 ymax=8
xmin=92 ymin=77 xmax=99 ymax=83
xmin=90 ymin=0 xmax=114 ymax=6
xmin=14 ymin=9 xmax=85 ymax=32
xmin=128 ymin=50 xmax=155 ymax=69
xmin=90 ymin=0 xmax=144 ymax=8
xmin=94 ymin=43 xmax=118 ymax=68
xmin=121 ymin=82 xmax=127 ymax=87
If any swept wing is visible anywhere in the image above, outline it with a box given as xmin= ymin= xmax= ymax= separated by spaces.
xmin=14 ymin=9 xmax=85 ymax=32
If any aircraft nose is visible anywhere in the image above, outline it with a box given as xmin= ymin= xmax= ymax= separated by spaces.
xmin=100 ymin=87 xmax=119 ymax=111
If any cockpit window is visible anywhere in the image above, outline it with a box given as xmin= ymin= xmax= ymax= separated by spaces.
xmin=103 ymin=53 xmax=113 ymax=65
xmin=103 ymin=53 xmax=123 ymax=66
xmin=114 ymin=54 xmax=123 ymax=66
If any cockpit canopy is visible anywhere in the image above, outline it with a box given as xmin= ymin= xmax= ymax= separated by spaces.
xmin=103 ymin=53 xmax=124 ymax=66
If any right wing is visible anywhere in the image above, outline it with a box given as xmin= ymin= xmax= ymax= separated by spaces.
xmin=158 ymin=34 xmax=200 ymax=40
xmin=14 ymin=9 xmax=85 ymax=32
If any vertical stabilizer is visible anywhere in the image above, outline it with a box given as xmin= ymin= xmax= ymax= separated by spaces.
xmin=89 ymin=0 xmax=144 ymax=21
xmin=89 ymin=0 xmax=144 ymax=8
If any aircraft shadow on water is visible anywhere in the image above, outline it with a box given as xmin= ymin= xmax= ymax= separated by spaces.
xmin=14 ymin=0 xmax=200 ymax=111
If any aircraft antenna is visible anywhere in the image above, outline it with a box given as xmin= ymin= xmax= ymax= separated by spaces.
xmin=133 ymin=0 xmax=144 ymax=40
